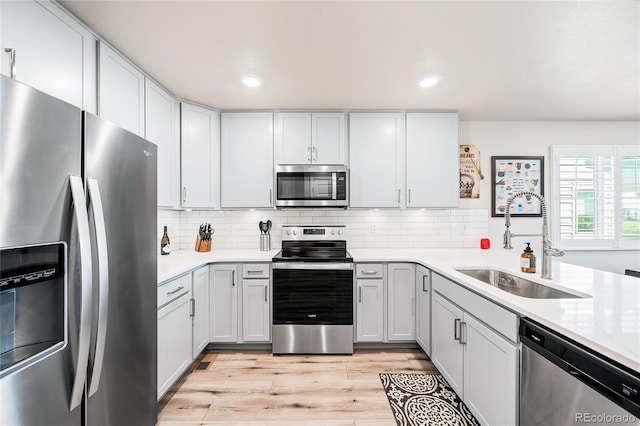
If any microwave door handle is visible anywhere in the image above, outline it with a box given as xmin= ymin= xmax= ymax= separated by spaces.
xmin=87 ymin=178 xmax=109 ymax=397
xmin=332 ymin=173 xmax=337 ymax=200
xmin=68 ymin=175 xmax=93 ymax=411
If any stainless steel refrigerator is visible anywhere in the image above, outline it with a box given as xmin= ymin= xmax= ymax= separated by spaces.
xmin=0 ymin=75 xmax=157 ymax=425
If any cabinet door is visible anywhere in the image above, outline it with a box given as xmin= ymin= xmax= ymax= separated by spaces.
xmin=312 ymin=113 xmax=346 ymax=165
xmin=157 ymin=293 xmax=191 ymax=399
xmin=275 ymin=112 xmax=311 ymax=164
xmin=431 ymin=292 xmax=464 ymax=396
xmin=98 ymin=42 xmax=144 ymax=136
xmin=406 ymin=113 xmax=459 ymax=207
xmin=387 ymin=263 xmax=415 ymax=341
xmin=209 ymin=265 xmax=238 ymax=342
xmin=181 ymin=103 xmax=220 ymax=209
xmin=221 ymin=113 xmax=274 ymax=208
xmin=415 ymin=266 xmax=431 ymax=355
xmin=356 ymin=279 xmax=384 ymax=342
xmin=0 ymin=0 xmax=96 ymax=112
xmin=349 ymin=113 xmax=405 ymax=207
xmin=192 ymin=266 xmax=209 ymax=358
xmin=463 ymin=314 xmax=518 ymax=426
xmin=146 ymin=79 xmax=179 ymax=208
xmin=242 ymin=278 xmax=270 ymax=342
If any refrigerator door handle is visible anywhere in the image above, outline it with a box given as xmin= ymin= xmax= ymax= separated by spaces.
xmin=87 ymin=178 xmax=109 ymax=397
xmin=69 ymin=175 xmax=93 ymax=410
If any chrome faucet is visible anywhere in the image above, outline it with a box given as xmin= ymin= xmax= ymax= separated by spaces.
xmin=503 ymin=191 xmax=564 ymax=279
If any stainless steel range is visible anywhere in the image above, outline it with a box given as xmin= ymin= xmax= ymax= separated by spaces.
xmin=272 ymin=225 xmax=353 ymax=354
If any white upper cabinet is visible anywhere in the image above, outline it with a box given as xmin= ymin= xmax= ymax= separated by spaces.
xmin=406 ymin=113 xmax=459 ymax=208
xmin=275 ymin=112 xmax=346 ymax=165
xmin=312 ymin=113 xmax=346 ymax=164
xmin=145 ymin=80 xmax=179 ymax=208
xmin=0 ymin=0 xmax=96 ymax=112
xmin=180 ymin=102 xmax=220 ymax=209
xmin=221 ymin=112 xmax=274 ymax=208
xmin=275 ymin=113 xmax=311 ymax=164
xmin=98 ymin=41 xmax=145 ymax=136
xmin=349 ymin=113 xmax=405 ymax=208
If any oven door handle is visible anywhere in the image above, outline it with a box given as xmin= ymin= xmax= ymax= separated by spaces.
xmin=272 ymin=262 xmax=354 ymax=270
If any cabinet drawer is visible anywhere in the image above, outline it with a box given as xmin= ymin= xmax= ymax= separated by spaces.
xmin=157 ymin=273 xmax=192 ymax=309
xmin=432 ymin=273 xmax=518 ymax=343
xmin=356 ymin=264 xmax=383 ymax=278
xmin=242 ymin=263 xmax=271 ymax=279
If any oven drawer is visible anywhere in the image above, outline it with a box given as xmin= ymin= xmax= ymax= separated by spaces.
xmin=356 ymin=264 xmax=383 ymax=278
xmin=242 ymin=263 xmax=270 ymax=279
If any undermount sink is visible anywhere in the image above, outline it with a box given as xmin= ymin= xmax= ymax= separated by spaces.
xmin=455 ymin=268 xmax=586 ymax=299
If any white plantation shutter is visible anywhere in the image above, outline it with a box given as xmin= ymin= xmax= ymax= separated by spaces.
xmin=621 ymin=154 xmax=640 ymax=238
xmin=553 ymin=146 xmax=640 ymax=249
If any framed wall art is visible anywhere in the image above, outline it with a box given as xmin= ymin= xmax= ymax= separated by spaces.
xmin=491 ymin=156 xmax=544 ymax=217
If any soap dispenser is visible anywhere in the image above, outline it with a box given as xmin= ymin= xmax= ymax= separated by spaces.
xmin=521 ymin=243 xmax=536 ymax=273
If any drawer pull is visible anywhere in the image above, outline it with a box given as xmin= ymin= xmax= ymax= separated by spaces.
xmin=246 ymin=270 xmax=263 ymax=274
xmin=167 ymin=286 xmax=184 ymax=295
xmin=361 ymin=270 xmax=378 ymax=275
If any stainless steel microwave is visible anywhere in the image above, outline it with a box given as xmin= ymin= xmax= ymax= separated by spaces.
xmin=275 ymin=165 xmax=348 ymax=208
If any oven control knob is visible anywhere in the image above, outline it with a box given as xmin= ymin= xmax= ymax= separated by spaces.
xmin=286 ymin=230 xmax=291 ymax=235
xmin=331 ymin=230 xmax=336 ymax=235
xmin=293 ymin=230 xmax=297 ymax=235
xmin=338 ymin=230 xmax=343 ymax=235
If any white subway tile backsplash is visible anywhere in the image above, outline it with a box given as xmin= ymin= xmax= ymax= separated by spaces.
xmin=162 ymin=208 xmax=489 ymax=251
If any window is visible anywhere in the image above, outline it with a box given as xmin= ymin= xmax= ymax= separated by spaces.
xmin=552 ymin=146 xmax=640 ymax=249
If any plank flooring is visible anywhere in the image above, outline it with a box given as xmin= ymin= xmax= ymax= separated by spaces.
xmin=158 ymin=348 xmax=439 ymax=425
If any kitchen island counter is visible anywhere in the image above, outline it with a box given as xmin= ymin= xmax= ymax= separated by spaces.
xmin=158 ymin=248 xmax=640 ymax=372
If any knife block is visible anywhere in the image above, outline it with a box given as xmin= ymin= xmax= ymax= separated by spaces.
xmin=194 ymin=235 xmax=211 ymax=252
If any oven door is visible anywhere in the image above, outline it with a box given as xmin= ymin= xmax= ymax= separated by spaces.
xmin=273 ymin=263 xmax=353 ymax=325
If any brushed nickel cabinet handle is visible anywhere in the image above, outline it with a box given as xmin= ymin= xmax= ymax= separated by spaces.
xmin=460 ymin=321 xmax=467 ymax=345
xmin=264 ymin=285 xmax=268 ymax=302
xmin=408 ymin=189 xmax=411 ymax=204
xmin=182 ymin=187 xmax=187 ymax=203
xmin=454 ymin=318 xmax=461 ymax=341
xmin=358 ymin=286 xmax=362 ymax=303
xmin=397 ymin=189 xmax=400 ymax=204
xmin=423 ymin=275 xmax=428 ymax=292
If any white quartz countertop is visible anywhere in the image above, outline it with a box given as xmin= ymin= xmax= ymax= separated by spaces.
xmin=158 ymin=248 xmax=640 ymax=372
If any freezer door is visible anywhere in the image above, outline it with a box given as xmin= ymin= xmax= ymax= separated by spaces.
xmin=0 ymin=76 xmax=84 ymax=425
xmin=84 ymin=113 xmax=157 ymax=426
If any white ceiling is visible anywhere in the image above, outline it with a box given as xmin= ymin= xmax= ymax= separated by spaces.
xmin=60 ymin=0 xmax=639 ymax=121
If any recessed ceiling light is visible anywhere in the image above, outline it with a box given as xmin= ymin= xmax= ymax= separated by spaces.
xmin=418 ymin=75 xmax=440 ymax=88
xmin=242 ymin=75 xmax=262 ymax=88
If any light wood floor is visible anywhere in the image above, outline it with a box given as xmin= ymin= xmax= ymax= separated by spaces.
xmin=158 ymin=348 xmax=438 ymax=425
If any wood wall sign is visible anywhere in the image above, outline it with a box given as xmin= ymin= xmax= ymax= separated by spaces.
xmin=459 ymin=145 xmax=483 ymax=199
xmin=491 ymin=156 xmax=544 ymax=217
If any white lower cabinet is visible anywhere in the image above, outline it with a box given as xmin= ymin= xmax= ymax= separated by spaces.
xmin=463 ymin=313 xmax=518 ymax=426
xmin=355 ymin=278 xmax=384 ymax=342
xmin=431 ymin=274 xmax=518 ymax=426
xmin=387 ymin=263 xmax=415 ymax=341
xmin=157 ymin=274 xmax=192 ymax=400
xmin=191 ymin=266 xmax=209 ymax=358
xmin=432 ymin=292 xmax=465 ymax=395
xmin=415 ymin=265 xmax=431 ymax=356
xmin=209 ymin=264 xmax=238 ymax=342
xmin=242 ymin=278 xmax=270 ymax=342
xmin=210 ymin=263 xmax=271 ymax=343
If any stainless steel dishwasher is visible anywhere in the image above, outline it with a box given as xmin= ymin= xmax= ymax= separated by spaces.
xmin=520 ymin=318 xmax=639 ymax=426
